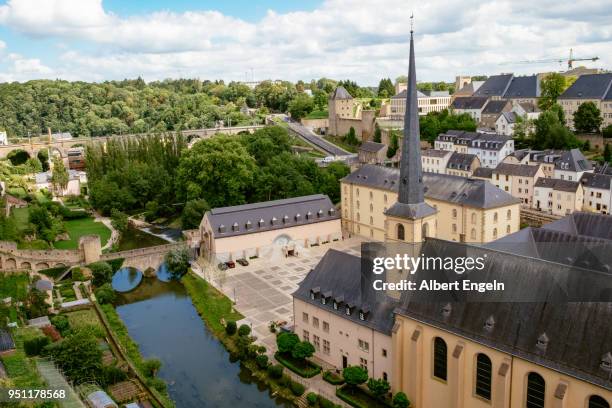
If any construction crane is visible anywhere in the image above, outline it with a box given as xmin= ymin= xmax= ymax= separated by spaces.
xmin=501 ymin=49 xmax=599 ymax=70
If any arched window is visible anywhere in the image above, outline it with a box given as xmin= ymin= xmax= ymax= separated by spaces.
xmin=506 ymin=225 xmax=511 ymax=234
xmin=422 ymin=223 xmax=429 ymax=238
xmin=493 ymin=212 xmax=498 ymax=223
xmin=475 ymin=353 xmax=492 ymax=400
xmin=493 ymin=228 xmax=498 ymax=239
xmin=471 ymin=228 xmax=476 ymax=240
xmin=370 ymin=203 xmax=373 ymax=212
xmin=369 ymin=216 xmax=373 ymax=225
xmin=471 ymin=213 xmax=476 ymax=224
xmin=397 ymin=224 xmax=405 ymax=241
xmin=507 ymin=209 xmax=512 ymax=220
xmin=589 ymin=395 xmax=610 ymax=408
xmin=452 ymin=209 xmax=457 ymax=219
xmin=526 ymin=372 xmax=545 ymax=408
xmin=357 ymin=200 xmax=360 ymax=209
xmin=369 ymin=191 xmax=373 ymax=199
xmin=433 ymin=337 xmax=447 ymax=381
xmin=384 ymin=194 xmax=388 ymax=203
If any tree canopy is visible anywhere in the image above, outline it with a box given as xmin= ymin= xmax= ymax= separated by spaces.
xmin=538 ymin=73 xmax=568 ymax=111
xmin=573 ymin=101 xmax=603 ymax=133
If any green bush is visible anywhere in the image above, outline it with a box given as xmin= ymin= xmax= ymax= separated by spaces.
xmin=24 ymin=336 xmax=50 ymax=356
xmin=107 ymin=258 xmax=125 ymax=273
xmin=147 ymin=377 xmax=167 ymax=392
xmin=50 ymin=315 xmax=71 ymax=335
xmin=100 ymin=365 xmax=128 ymax=386
xmin=225 ymin=321 xmax=237 ymax=335
xmin=277 ymin=374 xmax=290 ymax=387
xmin=306 ymin=392 xmax=317 ymax=406
xmin=238 ymin=324 xmax=251 ymax=337
xmin=88 ymin=261 xmax=113 ymax=286
xmin=71 ymin=267 xmax=85 ymax=282
xmin=256 ymin=354 xmax=269 ymax=369
xmin=267 ymin=364 xmax=284 ymax=379
xmin=275 ymin=352 xmax=322 ymax=378
xmin=323 ymin=370 xmax=345 ymax=385
xmin=318 ymin=396 xmax=339 ymax=408
xmin=290 ymin=381 xmax=305 ymax=396
xmin=392 ymin=392 xmax=410 ymax=408
xmin=94 ymin=283 xmax=116 ymax=304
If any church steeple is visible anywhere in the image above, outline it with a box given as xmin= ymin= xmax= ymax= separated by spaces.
xmin=399 ymin=25 xmax=423 ymax=204
xmin=384 ymin=22 xmax=437 ymax=221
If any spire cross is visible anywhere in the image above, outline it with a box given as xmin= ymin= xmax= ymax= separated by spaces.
xmin=410 ymin=13 xmax=414 ymax=33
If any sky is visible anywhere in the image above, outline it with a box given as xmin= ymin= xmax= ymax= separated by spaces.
xmin=0 ymin=0 xmax=610 ymax=85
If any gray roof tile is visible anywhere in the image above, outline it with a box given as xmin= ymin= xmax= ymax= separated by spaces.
xmin=451 ymin=96 xmax=489 ymax=110
xmin=473 ymin=74 xmax=514 ymax=97
xmin=329 ymin=86 xmax=353 ymax=100
xmin=559 ymin=73 xmax=612 ymax=100
xmin=554 ymin=149 xmax=592 ymax=172
xmin=494 ymin=163 xmax=541 ymax=177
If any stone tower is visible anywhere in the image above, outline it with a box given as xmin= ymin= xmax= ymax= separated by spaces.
xmin=384 ymin=28 xmax=437 ymax=244
xmin=328 ymin=86 xmax=353 ymax=136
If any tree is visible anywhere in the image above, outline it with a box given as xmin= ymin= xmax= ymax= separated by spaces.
xmin=538 ymin=73 xmax=566 ymax=111
xmin=603 ymin=125 xmax=612 ymax=139
xmin=312 ymin=89 xmax=328 ymax=110
xmin=377 ymin=78 xmax=395 ymax=98
xmin=342 ymin=366 xmax=368 ymax=392
xmin=142 ymin=358 xmax=162 ymax=377
xmin=37 ymin=149 xmax=50 ymax=171
xmin=181 ymin=199 xmax=209 ymax=229
xmin=164 ymin=246 xmax=190 ymax=277
xmin=288 ymin=93 xmax=314 ymax=120
xmin=392 ymin=391 xmax=410 ymax=408
xmin=94 ymin=283 xmax=116 ymax=304
xmin=238 ymin=324 xmax=251 ymax=337
xmin=43 ymin=328 xmax=103 ymax=381
xmin=345 ymin=127 xmax=359 ymax=145
xmin=573 ymin=101 xmax=603 ymax=133
xmin=387 ymin=131 xmax=399 ymax=158
xmin=276 ymin=332 xmax=300 ymax=354
xmin=291 ymin=341 xmax=315 ymax=360
xmin=50 ymin=155 xmax=69 ymax=196
xmin=604 ymin=143 xmax=612 ymax=163
xmin=89 ymin=261 xmax=113 ymax=286
xmin=373 ymin=124 xmax=382 ymax=143
xmin=225 ymin=321 xmax=237 ymax=335
xmin=533 ymin=110 xmax=578 ymax=149
xmin=367 ymin=377 xmax=391 ymax=400
xmin=110 ymin=209 xmax=128 ymax=233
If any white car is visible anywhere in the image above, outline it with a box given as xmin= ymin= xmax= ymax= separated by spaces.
xmin=323 ymin=156 xmax=335 ymax=163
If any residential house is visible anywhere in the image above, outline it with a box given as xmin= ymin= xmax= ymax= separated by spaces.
xmin=580 ymin=172 xmax=612 ymax=215
xmin=358 ymin=141 xmax=388 ymax=165
xmin=66 ymin=147 xmax=85 ymax=171
xmin=421 ymin=149 xmax=452 ymax=174
xmin=533 ymin=178 xmax=583 ymax=216
xmin=34 ymin=169 xmax=83 ymax=197
xmin=435 ymin=130 xmax=514 ymax=168
xmin=491 ymin=163 xmax=544 ymax=205
xmin=473 ymin=73 xmax=541 ymax=105
xmin=558 ymin=73 xmax=612 ymax=130
xmin=495 ymin=111 xmax=518 ymax=136
xmin=481 ymin=100 xmax=512 ymax=130
xmin=449 ymin=96 xmax=489 ymax=122
xmin=390 ymin=89 xmax=451 ymax=119
xmin=445 ymin=152 xmax=480 ymax=177
xmin=553 ymin=148 xmax=593 ymax=181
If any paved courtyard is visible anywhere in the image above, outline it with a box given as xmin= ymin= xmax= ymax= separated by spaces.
xmin=192 ymin=237 xmax=364 ymax=351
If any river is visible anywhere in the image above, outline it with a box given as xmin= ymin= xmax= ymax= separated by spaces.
xmin=113 ymin=268 xmax=293 ymax=408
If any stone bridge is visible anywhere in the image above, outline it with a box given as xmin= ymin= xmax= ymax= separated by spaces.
xmin=0 ymin=125 xmax=265 ymax=159
xmin=0 ymin=237 xmax=187 ymax=277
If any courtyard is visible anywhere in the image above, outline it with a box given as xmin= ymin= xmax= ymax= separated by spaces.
xmin=192 ymin=237 xmax=364 ymax=351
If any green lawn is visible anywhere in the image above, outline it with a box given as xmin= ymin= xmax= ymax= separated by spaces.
xmin=323 ymin=135 xmax=360 ymax=153
xmin=0 ymin=272 xmax=30 ymax=301
xmin=11 ymin=206 xmax=30 ymax=232
xmin=54 ymin=217 xmax=111 ymax=249
xmin=0 ymin=327 xmax=47 ymax=389
xmin=305 ymin=110 xmax=328 ymax=119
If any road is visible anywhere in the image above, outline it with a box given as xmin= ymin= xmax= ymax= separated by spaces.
xmin=285 ymin=119 xmax=350 ymax=157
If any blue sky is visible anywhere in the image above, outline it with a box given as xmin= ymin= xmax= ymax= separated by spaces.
xmin=0 ymin=0 xmax=609 ymax=84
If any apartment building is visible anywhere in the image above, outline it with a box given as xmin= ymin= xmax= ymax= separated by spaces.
xmin=533 ymin=178 xmax=584 ymax=216
xmin=435 ymin=130 xmax=514 ymax=168
xmin=473 ymin=73 xmax=541 ymax=105
xmin=481 ymin=100 xmax=512 ymax=130
xmin=553 ymin=149 xmax=593 ymax=181
xmin=421 ymin=149 xmax=452 ymax=174
xmin=491 ymin=163 xmax=544 ymax=206
xmin=390 ymin=89 xmax=451 ymax=119
xmin=581 ymin=172 xmax=612 ymax=215
xmin=449 ymin=96 xmax=489 ymax=122
xmin=445 ymin=152 xmax=480 ymax=177
xmin=558 ymin=73 xmax=612 ymax=130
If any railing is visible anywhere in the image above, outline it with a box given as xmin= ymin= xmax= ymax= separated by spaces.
xmin=100 ymin=242 xmax=183 ymax=260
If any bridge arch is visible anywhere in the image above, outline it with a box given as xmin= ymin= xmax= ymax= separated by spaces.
xmin=20 ymin=261 xmax=32 ymax=270
xmin=5 ymin=258 xmax=16 ymax=269
xmin=35 ymin=262 xmax=50 ymax=270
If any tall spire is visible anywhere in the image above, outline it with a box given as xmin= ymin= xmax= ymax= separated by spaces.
xmin=384 ymin=22 xmax=437 ymax=221
xmin=398 ymin=27 xmax=424 ymax=205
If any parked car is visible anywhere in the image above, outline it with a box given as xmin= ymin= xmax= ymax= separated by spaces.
xmin=217 ymin=263 xmax=228 ymax=271
xmin=236 ymin=258 xmax=249 ymax=266
xmin=225 ymin=261 xmax=236 ymax=268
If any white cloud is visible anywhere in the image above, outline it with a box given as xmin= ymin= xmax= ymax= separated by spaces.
xmin=0 ymin=0 xmax=609 ymax=83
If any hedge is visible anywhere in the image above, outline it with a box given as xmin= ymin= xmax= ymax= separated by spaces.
xmin=336 ymin=385 xmax=392 ymax=408
xmin=274 ymin=352 xmax=321 ymax=378
xmin=323 ymin=370 xmax=345 ymax=385
xmin=290 ymin=380 xmax=305 ymax=396
xmin=38 ymin=266 xmax=69 ymax=280
xmin=107 ymin=258 xmax=125 ymax=273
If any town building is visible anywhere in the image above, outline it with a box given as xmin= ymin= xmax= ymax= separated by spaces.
xmin=445 ymin=152 xmax=480 ymax=177
xmin=533 ymin=178 xmax=584 ymax=216
xmin=581 ymin=172 xmax=612 ymax=215
xmin=389 ymin=89 xmax=451 ymax=119
xmin=34 ymin=169 xmax=85 ymax=197
xmin=495 ymin=111 xmax=518 ymax=136
xmin=435 ymin=130 xmax=515 ymax=168
xmin=491 ymin=163 xmax=544 ymax=206
xmin=328 ymin=87 xmax=376 ymax=140
xmin=553 ymin=148 xmax=593 ymax=181
xmin=558 ymin=73 xmax=612 ymax=130
xmin=421 ymin=149 xmax=452 ymax=174
xmin=66 ymin=147 xmax=85 ymax=171
xmin=449 ymin=96 xmax=489 ymax=122
xmin=504 ymin=149 xmax=565 ymax=178
xmin=453 ymin=76 xmax=484 ymax=98
xmin=197 ymin=194 xmax=342 ymax=262
xmin=473 ymin=73 xmax=541 ymax=105
xmin=357 ymin=141 xmax=387 ymax=165
xmin=481 ymin=100 xmax=513 ymax=130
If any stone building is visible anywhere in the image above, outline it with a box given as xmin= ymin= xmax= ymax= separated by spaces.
xmin=389 ymin=89 xmax=451 ymax=119
xmin=481 ymin=100 xmax=513 ymax=130
xmin=357 ymin=141 xmax=387 ymax=165
xmin=533 ymin=178 xmax=584 ymax=216
xmin=327 ymin=87 xmax=376 ymax=140
xmin=198 ymin=194 xmax=342 ymax=262
xmin=558 ymin=73 xmax=612 ymax=130
xmin=491 ymin=163 xmax=545 ymax=206
xmin=434 ymin=130 xmax=514 ymax=168
xmin=450 ymin=96 xmax=489 ymax=122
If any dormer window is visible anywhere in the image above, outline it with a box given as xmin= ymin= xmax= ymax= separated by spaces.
xmin=271 ymin=217 xmax=278 ymax=225
xmin=295 ymin=213 xmax=301 ymax=221
xmin=283 ymin=215 xmax=289 ymax=224
xmin=310 ymin=292 xmax=315 ymax=300
xmin=322 ymin=297 xmax=327 ymax=305
xmin=259 ymin=218 xmax=265 ymax=227
xmin=333 ymin=302 xmax=338 ymax=310
xmin=600 ymin=352 xmax=612 ymax=372
xmin=359 ymin=311 xmax=365 ymax=321
xmin=218 ymin=224 xmax=226 ymax=233
xmin=329 ymin=208 xmax=336 ymax=216
xmin=245 ymin=220 xmax=252 ymax=230
xmin=536 ymin=333 xmax=549 ymax=351
xmin=306 ymin=211 xmax=312 ymax=220
xmin=345 ymin=306 xmax=351 ymax=316
xmin=317 ymin=209 xmax=323 ymax=218
xmin=232 ymin=222 xmax=239 ymax=232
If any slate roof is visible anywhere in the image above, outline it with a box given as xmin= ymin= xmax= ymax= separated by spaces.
xmin=437 ymin=131 xmax=512 ymax=151
xmin=559 ymin=73 xmax=612 ymax=100
xmin=359 ymin=141 xmax=386 ymax=153
xmin=529 ymin=149 xmax=564 ymax=164
xmin=542 ymin=211 xmax=612 ymax=241
xmin=293 ymin=249 xmax=399 ymax=334
xmin=450 ymin=96 xmax=489 ymax=110
xmin=454 ymin=81 xmax=484 ymax=96
xmin=329 ymin=86 xmax=353 ymax=100
xmin=534 ymin=178 xmax=580 ymax=192
xmin=510 ymin=149 xmax=530 ymax=161
xmin=422 ymin=149 xmax=451 ymax=158
xmin=554 ymin=149 xmax=593 ymax=172
xmin=503 ymin=75 xmax=540 ymax=98
xmin=473 ymin=74 xmax=514 ymax=97
xmin=205 ymin=194 xmax=339 ymax=238
xmin=392 ymin=89 xmax=450 ymax=99
xmin=493 ymin=163 xmax=541 ymax=177
xmin=446 ymin=152 xmax=478 ymax=170
xmin=482 ymin=100 xmax=510 ymax=115
xmin=499 ymin=111 xmax=517 ymax=124
xmin=581 ymin=172 xmax=612 ymax=190
xmin=472 ymin=167 xmax=493 ymax=179
xmin=519 ymin=102 xmax=540 ymax=113
xmin=396 ymin=238 xmax=612 ymax=391
xmin=342 ymin=164 xmax=520 ymax=209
